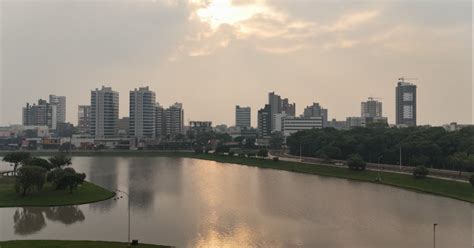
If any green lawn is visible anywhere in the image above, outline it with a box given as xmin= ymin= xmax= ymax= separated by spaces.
xmin=0 ymin=177 xmax=115 ymax=207
xmin=183 ymin=154 xmax=474 ymax=203
xmin=0 ymin=240 xmax=170 ymax=248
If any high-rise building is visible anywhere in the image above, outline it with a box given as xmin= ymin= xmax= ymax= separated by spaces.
xmin=90 ymin=86 xmax=119 ymax=138
xmin=273 ymin=112 xmax=287 ymax=132
xmin=129 ymin=87 xmax=156 ymax=139
xmin=361 ymin=97 xmax=383 ymax=118
xmin=268 ymin=92 xmax=295 ymax=131
xmin=164 ymin=103 xmax=184 ymax=137
xmin=235 ymin=105 xmax=251 ymax=129
xmin=49 ymin=95 xmax=66 ymax=123
xmin=22 ymin=99 xmax=57 ymax=129
xmin=396 ymin=81 xmax=417 ymax=127
xmin=155 ymin=103 xmax=165 ymax=138
xmin=77 ymin=105 xmax=91 ymax=133
xmin=303 ymin=103 xmax=328 ymax=127
xmin=281 ymin=98 xmax=296 ymax=117
xmin=257 ymin=104 xmax=271 ymax=138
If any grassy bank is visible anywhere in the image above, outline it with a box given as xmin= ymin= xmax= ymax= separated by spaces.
xmin=0 ymin=177 xmax=115 ymax=207
xmin=0 ymin=240 xmax=170 ymax=248
xmin=186 ymin=154 xmax=474 ymax=203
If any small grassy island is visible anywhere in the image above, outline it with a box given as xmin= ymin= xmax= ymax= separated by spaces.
xmin=0 ymin=176 xmax=114 ymax=207
xmin=0 ymin=152 xmax=114 ymax=208
xmin=0 ymin=240 xmax=170 ymax=248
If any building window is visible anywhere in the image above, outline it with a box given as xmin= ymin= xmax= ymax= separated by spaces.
xmin=403 ymin=92 xmax=413 ymax=101
xmin=403 ymin=105 xmax=413 ymax=119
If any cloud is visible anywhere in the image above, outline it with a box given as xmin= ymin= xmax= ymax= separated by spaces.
xmin=324 ymin=10 xmax=379 ymax=32
xmin=171 ymin=0 xmax=382 ymax=58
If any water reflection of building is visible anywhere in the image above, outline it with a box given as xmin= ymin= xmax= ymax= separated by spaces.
xmin=87 ymin=157 xmax=119 ymax=211
xmin=128 ymin=158 xmax=156 ymax=210
xmin=13 ymin=206 xmax=85 ymax=235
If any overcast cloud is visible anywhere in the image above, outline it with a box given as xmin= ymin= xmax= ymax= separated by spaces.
xmin=0 ymin=0 xmax=472 ymax=126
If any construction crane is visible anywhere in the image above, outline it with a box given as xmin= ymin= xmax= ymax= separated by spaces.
xmin=398 ymin=77 xmax=418 ymax=83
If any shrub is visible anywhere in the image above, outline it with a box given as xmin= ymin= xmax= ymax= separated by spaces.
xmin=228 ymin=151 xmax=235 ymax=156
xmin=469 ymin=174 xmax=474 ymax=187
xmin=15 ymin=166 xmax=46 ymax=196
xmin=347 ymin=154 xmax=366 ymax=171
xmin=247 ymin=152 xmax=256 ymax=158
xmin=273 ymin=157 xmax=279 ymax=162
xmin=413 ymin=166 xmax=429 ymax=179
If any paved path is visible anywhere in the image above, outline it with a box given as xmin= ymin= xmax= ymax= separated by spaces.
xmin=271 ymin=152 xmax=470 ymax=183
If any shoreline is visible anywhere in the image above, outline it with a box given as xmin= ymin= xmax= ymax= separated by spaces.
xmin=1 ymin=150 xmax=472 ymax=203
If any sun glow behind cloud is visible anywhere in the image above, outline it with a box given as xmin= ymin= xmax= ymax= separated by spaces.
xmin=193 ymin=0 xmax=270 ymax=30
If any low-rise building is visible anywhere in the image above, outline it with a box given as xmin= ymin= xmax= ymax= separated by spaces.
xmin=283 ymin=116 xmax=323 ymax=136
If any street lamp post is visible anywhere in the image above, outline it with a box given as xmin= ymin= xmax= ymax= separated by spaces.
xmin=433 ymin=223 xmax=438 ymax=248
xmin=376 ymin=155 xmax=383 ymax=181
xmin=115 ymin=189 xmax=131 ymax=245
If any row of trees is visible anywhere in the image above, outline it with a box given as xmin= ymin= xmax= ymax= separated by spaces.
xmin=286 ymin=125 xmax=474 ymax=172
xmin=3 ymin=152 xmax=85 ymax=196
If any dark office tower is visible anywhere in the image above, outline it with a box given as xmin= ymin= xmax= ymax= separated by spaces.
xmin=268 ymin=92 xmax=296 ymax=131
xmin=129 ymin=86 xmax=156 ymax=139
xmin=268 ymin=92 xmax=281 ymax=118
xmin=396 ymin=80 xmax=417 ymax=127
xmin=258 ymin=104 xmax=272 ymax=138
xmin=90 ymin=86 xmax=119 ymax=138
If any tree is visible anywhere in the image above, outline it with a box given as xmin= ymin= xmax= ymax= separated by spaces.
xmin=61 ymin=168 xmax=86 ymax=194
xmin=270 ymin=132 xmax=284 ymax=149
xmin=15 ymin=166 xmax=46 ymax=196
xmin=47 ymin=168 xmax=85 ymax=193
xmin=257 ymin=148 xmax=269 ymax=158
xmin=243 ymin=138 xmax=256 ymax=149
xmin=48 ymin=154 xmax=72 ymax=168
xmin=413 ymin=166 xmax=429 ymax=179
xmin=23 ymin=157 xmax=54 ymax=171
xmin=3 ymin=152 xmax=31 ymax=174
xmin=347 ymin=154 xmax=366 ymax=171
xmin=449 ymin=152 xmax=474 ymax=177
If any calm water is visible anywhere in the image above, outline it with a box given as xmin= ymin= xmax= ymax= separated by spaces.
xmin=0 ymin=157 xmax=472 ymax=247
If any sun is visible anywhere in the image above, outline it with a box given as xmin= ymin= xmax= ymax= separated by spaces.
xmin=194 ymin=0 xmax=267 ymax=29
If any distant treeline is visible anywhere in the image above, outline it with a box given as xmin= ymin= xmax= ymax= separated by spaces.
xmin=286 ymin=125 xmax=474 ymax=172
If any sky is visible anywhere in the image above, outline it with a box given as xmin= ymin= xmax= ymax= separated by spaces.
xmin=0 ymin=0 xmax=472 ymax=127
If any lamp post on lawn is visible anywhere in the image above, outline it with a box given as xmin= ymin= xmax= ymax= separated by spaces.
xmin=376 ymin=155 xmax=383 ymax=182
xmin=115 ymin=189 xmax=131 ymax=246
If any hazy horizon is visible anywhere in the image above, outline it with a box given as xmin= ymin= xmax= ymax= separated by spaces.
xmin=1 ymin=0 xmax=472 ymax=127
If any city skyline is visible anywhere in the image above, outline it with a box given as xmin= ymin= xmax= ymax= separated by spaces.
xmin=1 ymin=1 xmax=472 ymax=126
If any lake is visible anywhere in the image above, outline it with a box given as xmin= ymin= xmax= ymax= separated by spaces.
xmin=0 ymin=157 xmax=472 ymax=247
